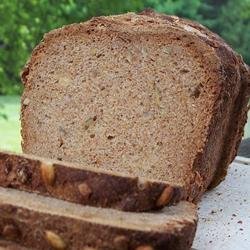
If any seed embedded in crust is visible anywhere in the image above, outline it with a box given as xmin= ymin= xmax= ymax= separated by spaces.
xmin=113 ymin=235 xmax=128 ymax=250
xmin=136 ymin=246 xmax=154 ymax=250
xmin=40 ymin=161 xmax=55 ymax=186
xmin=2 ymin=224 xmax=20 ymax=240
xmin=45 ymin=230 xmax=66 ymax=249
xmin=17 ymin=167 xmax=30 ymax=184
xmin=156 ymin=186 xmax=173 ymax=207
xmin=78 ymin=183 xmax=92 ymax=199
xmin=137 ymin=178 xmax=150 ymax=190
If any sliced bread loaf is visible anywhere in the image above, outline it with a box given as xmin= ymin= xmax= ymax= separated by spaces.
xmin=0 ymin=187 xmax=197 ymax=250
xmin=20 ymin=11 xmax=250 ymax=203
xmin=0 ymin=151 xmax=184 ymax=211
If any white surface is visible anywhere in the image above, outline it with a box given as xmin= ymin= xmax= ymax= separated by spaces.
xmin=193 ymin=160 xmax=250 ymax=250
xmin=234 ymin=156 xmax=250 ymax=165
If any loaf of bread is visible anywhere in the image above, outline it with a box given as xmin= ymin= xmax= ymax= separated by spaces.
xmin=1 ymin=10 xmax=247 ymax=249
xmin=0 ymin=187 xmax=197 ymax=250
xmin=0 ymin=151 xmax=184 ymax=211
xmin=21 ymin=11 xmax=250 ymax=204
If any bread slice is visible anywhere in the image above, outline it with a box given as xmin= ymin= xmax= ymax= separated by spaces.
xmin=20 ymin=11 xmax=250 ymax=202
xmin=0 ymin=187 xmax=197 ymax=250
xmin=0 ymin=150 xmax=185 ymax=211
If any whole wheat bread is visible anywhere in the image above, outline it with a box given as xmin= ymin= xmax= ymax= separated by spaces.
xmin=0 ymin=151 xmax=184 ymax=211
xmin=20 ymin=11 xmax=250 ymax=203
xmin=1 ymin=10 xmax=249 ymax=249
xmin=0 ymin=187 xmax=197 ymax=250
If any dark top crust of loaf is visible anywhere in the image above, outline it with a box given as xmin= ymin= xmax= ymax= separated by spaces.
xmin=0 ymin=151 xmax=185 ymax=212
xmin=139 ymin=10 xmax=250 ymax=189
xmin=20 ymin=11 xmax=250 ymax=200
xmin=0 ymin=188 xmax=197 ymax=250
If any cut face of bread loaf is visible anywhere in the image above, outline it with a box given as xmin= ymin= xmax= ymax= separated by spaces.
xmin=0 ymin=187 xmax=197 ymax=250
xmin=0 ymin=151 xmax=185 ymax=211
xmin=21 ymin=11 xmax=250 ymax=202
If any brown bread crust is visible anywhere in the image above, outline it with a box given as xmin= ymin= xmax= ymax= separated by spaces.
xmin=0 ymin=151 xmax=185 ymax=212
xmin=208 ymin=61 xmax=250 ymax=188
xmin=0 ymin=201 xmax=197 ymax=250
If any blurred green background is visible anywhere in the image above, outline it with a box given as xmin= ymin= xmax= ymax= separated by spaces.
xmin=0 ymin=0 xmax=249 ymax=152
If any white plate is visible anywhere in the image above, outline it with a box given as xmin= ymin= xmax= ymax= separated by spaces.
xmin=193 ymin=158 xmax=250 ymax=250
